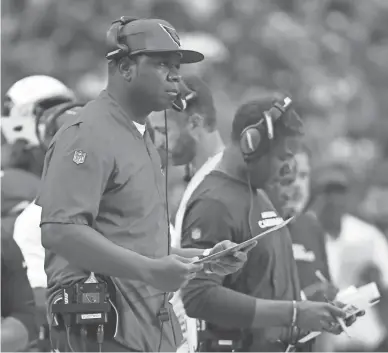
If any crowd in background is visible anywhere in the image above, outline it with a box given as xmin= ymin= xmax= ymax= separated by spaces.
xmin=3 ymin=0 xmax=388 ymax=230
xmin=2 ymin=0 xmax=388 ymax=351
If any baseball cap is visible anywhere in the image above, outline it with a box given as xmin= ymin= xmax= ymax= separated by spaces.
xmin=106 ymin=18 xmax=204 ymax=64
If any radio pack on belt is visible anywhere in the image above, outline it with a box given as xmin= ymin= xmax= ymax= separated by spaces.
xmin=50 ymin=272 xmax=118 ymax=351
xmin=52 ymin=273 xmax=111 ymax=326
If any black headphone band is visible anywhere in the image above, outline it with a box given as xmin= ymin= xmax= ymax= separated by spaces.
xmin=105 ymin=17 xmax=139 ymax=61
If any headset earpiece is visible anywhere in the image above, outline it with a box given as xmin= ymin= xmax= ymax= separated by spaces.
xmin=240 ymin=125 xmax=263 ymax=160
xmin=105 ymin=17 xmax=139 ymax=61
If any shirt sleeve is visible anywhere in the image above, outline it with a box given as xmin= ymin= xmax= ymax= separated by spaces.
xmin=13 ymin=202 xmax=47 ymax=288
xmin=181 ymin=198 xmax=257 ymax=329
xmin=35 ymin=121 xmax=113 ymax=226
xmin=1 ymin=236 xmax=37 ymax=340
xmin=370 ymin=227 xmax=388 ymax=289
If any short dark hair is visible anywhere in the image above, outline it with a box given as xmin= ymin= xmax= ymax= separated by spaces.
xmin=182 ymin=75 xmax=217 ymax=132
xmin=231 ymin=95 xmax=303 ymax=143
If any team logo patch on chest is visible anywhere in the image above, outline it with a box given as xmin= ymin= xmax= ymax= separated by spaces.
xmin=258 ymin=211 xmax=284 ymax=229
xmin=73 ymin=150 xmax=86 ymax=164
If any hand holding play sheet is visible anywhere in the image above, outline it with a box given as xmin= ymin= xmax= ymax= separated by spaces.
xmin=193 ymin=216 xmax=294 ymax=265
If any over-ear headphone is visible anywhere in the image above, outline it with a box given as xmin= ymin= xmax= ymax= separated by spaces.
xmin=239 ymin=97 xmax=292 ymax=161
xmin=105 ymin=17 xmax=139 ymax=61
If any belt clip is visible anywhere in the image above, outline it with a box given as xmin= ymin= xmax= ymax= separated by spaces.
xmin=158 ymin=307 xmax=170 ymax=323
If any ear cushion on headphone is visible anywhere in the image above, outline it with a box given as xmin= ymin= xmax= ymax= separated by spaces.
xmin=240 ymin=127 xmax=262 ymax=158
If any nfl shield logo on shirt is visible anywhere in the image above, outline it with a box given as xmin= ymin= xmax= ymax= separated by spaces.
xmin=73 ymin=150 xmax=86 ymax=165
xmin=191 ymin=228 xmax=201 ymax=240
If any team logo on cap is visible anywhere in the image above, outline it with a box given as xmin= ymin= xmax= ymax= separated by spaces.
xmin=73 ymin=150 xmax=86 ymax=165
xmin=159 ymin=24 xmax=181 ymax=47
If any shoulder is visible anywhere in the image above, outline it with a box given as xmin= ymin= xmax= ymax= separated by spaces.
xmin=181 ymin=196 xmax=236 ymax=246
xmin=189 ymin=171 xmax=244 ymax=207
xmin=186 ymin=195 xmax=231 ymax=219
xmin=50 ymin=109 xmax=111 ymax=161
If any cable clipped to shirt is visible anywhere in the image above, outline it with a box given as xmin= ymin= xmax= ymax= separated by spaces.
xmin=157 ymin=110 xmax=172 ymax=352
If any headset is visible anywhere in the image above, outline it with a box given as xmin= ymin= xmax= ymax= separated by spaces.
xmin=105 ymin=16 xmax=140 ymax=61
xmin=106 ymin=15 xmax=198 ymax=113
xmin=239 ymin=97 xmax=293 ymax=162
xmin=239 ymin=96 xmax=295 ymax=230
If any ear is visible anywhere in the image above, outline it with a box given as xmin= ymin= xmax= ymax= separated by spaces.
xmin=118 ymin=57 xmax=134 ymax=81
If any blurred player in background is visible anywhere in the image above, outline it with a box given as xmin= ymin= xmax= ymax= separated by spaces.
xmin=149 ymin=74 xmax=225 ymax=353
xmin=1 ymin=75 xmax=76 ymax=175
xmin=266 ymin=146 xmax=338 ymax=303
xmin=1 ymin=75 xmax=79 ymax=351
xmin=149 ymin=74 xmax=225 ymax=246
xmin=1 ymin=76 xmax=76 ymax=239
xmin=266 ymin=146 xmax=341 ymax=352
xmin=309 ymin=164 xmax=388 ymax=351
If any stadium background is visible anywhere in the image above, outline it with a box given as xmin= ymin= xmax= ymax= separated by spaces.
xmin=2 ymin=0 xmax=388 ymax=231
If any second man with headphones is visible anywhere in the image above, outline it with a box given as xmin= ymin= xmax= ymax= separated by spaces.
xmin=180 ymin=96 xmax=359 ymax=352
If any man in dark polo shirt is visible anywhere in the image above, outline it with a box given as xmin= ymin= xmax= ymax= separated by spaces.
xmin=180 ymin=98 xmax=349 ymax=351
xmin=37 ymin=18 xmax=250 ymax=352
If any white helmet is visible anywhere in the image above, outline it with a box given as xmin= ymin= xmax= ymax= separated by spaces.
xmin=1 ymin=75 xmax=75 ymax=146
xmin=4 ymin=75 xmax=75 ymax=117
